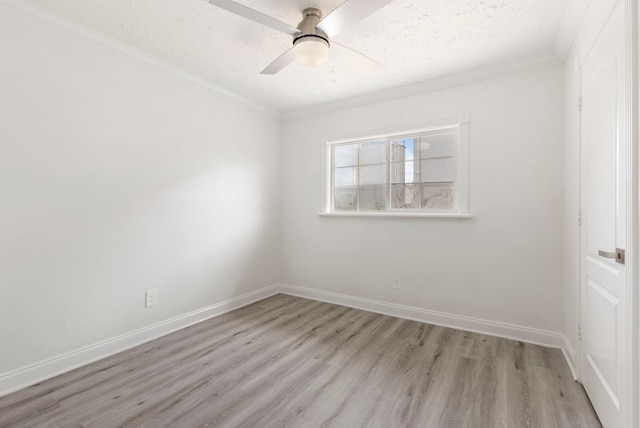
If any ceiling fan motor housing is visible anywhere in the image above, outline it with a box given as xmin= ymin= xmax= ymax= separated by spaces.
xmin=293 ymin=7 xmax=329 ymax=47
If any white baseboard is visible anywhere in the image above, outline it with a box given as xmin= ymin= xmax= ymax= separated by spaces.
xmin=278 ymin=283 xmax=575 ymax=364
xmin=562 ymin=335 xmax=579 ymax=380
xmin=1 ymin=283 xmax=579 ymax=398
xmin=0 ymin=285 xmax=279 ymax=398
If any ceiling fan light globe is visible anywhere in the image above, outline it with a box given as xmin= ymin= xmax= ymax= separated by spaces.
xmin=294 ymin=38 xmax=329 ymax=67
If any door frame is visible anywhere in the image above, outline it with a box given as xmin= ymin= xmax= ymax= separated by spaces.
xmin=577 ymin=0 xmax=638 ymax=426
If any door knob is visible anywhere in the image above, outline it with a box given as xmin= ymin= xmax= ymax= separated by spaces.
xmin=598 ymin=248 xmax=625 ymax=264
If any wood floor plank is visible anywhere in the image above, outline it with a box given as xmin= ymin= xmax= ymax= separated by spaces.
xmin=0 ymin=295 xmax=601 ymax=427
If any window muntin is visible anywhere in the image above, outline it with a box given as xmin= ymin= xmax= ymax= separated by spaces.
xmin=329 ymin=125 xmax=463 ymax=214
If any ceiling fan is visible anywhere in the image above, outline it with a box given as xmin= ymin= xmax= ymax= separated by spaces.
xmin=207 ymin=0 xmax=394 ymax=74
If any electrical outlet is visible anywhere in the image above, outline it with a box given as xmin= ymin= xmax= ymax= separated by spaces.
xmin=392 ymin=275 xmax=402 ymax=290
xmin=145 ymin=289 xmax=158 ymax=308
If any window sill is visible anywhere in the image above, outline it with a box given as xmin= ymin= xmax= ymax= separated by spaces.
xmin=318 ymin=212 xmax=475 ymax=219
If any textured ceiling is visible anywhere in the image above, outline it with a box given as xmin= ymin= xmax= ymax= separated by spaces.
xmin=28 ymin=0 xmax=570 ymax=112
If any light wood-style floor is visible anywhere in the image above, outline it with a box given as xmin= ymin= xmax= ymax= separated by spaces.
xmin=0 ymin=294 xmax=601 ymax=427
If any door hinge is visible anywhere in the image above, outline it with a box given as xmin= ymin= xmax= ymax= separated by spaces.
xmin=578 ymin=95 xmax=583 ymax=111
xmin=578 ymin=209 xmax=582 ymax=226
xmin=578 ymin=323 xmax=582 ymax=340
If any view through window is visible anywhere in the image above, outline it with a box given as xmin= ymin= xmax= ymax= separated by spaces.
xmin=328 ymin=118 xmax=469 ymax=215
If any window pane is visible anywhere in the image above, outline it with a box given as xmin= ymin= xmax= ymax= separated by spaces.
xmin=390 ymin=139 xmax=414 ymax=162
xmin=359 ymin=186 xmax=386 ymax=211
xmin=334 ymin=144 xmax=358 ymax=167
xmin=334 ymin=188 xmax=357 ymax=210
xmin=359 ymin=140 xmax=386 ymax=165
xmin=418 ymin=133 xmax=455 ymax=159
xmin=334 ymin=167 xmax=357 ymax=187
xmin=390 ymin=161 xmax=405 ymax=184
xmin=421 ymin=183 xmax=454 ymax=209
xmin=420 ymin=157 xmax=454 ymax=182
xmin=391 ymin=183 xmax=419 ymax=209
xmin=359 ymin=164 xmax=386 ymax=185
xmin=390 ymin=161 xmax=419 ymax=184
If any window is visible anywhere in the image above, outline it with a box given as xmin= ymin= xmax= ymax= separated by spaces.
xmin=325 ymin=115 xmax=469 ymax=216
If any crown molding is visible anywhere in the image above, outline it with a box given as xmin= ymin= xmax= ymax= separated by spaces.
xmin=0 ymin=0 xmax=576 ymax=122
xmin=554 ymin=0 xmax=591 ymax=60
xmin=281 ymin=53 xmax=563 ymax=121
xmin=0 ymin=0 xmax=280 ymax=121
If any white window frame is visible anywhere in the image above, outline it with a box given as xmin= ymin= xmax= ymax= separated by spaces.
xmin=320 ymin=113 xmax=472 ymax=218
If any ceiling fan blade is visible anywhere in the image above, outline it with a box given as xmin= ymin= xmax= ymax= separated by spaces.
xmin=260 ymin=48 xmax=295 ymax=74
xmin=317 ymin=0 xmax=393 ymax=38
xmin=332 ymin=43 xmax=383 ymax=74
xmin=208 ymin=0 xmax=299 ymax=36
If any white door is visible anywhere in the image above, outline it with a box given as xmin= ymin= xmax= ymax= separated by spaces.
xmin=580 ymin=3 xmax=629 ymax=428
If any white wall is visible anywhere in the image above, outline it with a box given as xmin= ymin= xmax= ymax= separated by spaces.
xmin=281 ymin=65 xmax=565 ymax=333
xmin=0 ymin=9 xmax=280 ymax=375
